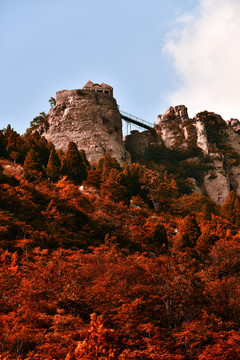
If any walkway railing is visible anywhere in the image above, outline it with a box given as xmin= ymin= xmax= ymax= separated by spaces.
xmin=120 ymin=110 xmax=153 ymax=131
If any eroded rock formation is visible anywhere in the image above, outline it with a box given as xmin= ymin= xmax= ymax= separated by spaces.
xmin=125 ymin=105 xmax=240 ymax=205
xmin=41 ymin=88 xmax=130 ymax=165
xmin=40 ymin=83 xmax=240 ymax=205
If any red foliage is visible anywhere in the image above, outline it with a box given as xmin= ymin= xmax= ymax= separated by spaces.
xmin=1 ymin=142 xmax=240 ymax=358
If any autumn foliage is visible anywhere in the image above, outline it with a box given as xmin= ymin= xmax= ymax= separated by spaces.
xmin=1 ymin=125 xmax=240 ymax=359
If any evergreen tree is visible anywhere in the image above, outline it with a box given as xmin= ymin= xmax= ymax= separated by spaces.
xmin=61 ymin=142 xmax=87 ymax=184
xmin=152 ymin=221 xmax=168 ymax=251
xmin=48 ymin=97 xmax=56 ymax=108
xmin=175 ymin=214 xmax=201 ymax=249
xmin=23 ymin=149 xmax=43 ymax=181
xmin=201 ymin=203 xmax=212 ymax=221
xmin=23 ymin=132 xmax=50 ymax=166
xmin=3 ymin=124 xmax=12 ymax=138
xmin=85 ymin=169 xmax=102 ymax=188
xmin=27 ymin=112 xmax=48 ymax=133
xmin=98 ymin=152 xmax=121 ymax=181
xmin=1 ymin=125 xmax=12 ymax=158
xmin=79 ymin=149 xmax=90 ymax=170
xmin=46 ymin=147 xmax=61 ymax=182
xmin=141 ymin=169 xmax=179 ymax=211
xmin=0 ymin=164 xmax=5 ymax=183
xmin=122 ymin=163 xmax=146 ymax=200
xmin=6 ymin=129 xmax=24 ymax=163
xmin=0 ymin=130 xmax=7 ymax=158
xmin=101 ymin=168 xmax=127 ymax=202
xmin=221 ymin=190 xmax=240 ymax=226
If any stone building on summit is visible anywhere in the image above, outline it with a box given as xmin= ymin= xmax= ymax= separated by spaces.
xmin=83 ymin=81 xmax=113 ymax=96
xmin=41 ymin=82 xmax=129 ymax=165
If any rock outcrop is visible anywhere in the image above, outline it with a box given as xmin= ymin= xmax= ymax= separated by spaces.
xmin=154 ymin=106 xmax=240 ymax=204
xmin=40 ymin=82 xmax=240 ymax=205
xmin=124 ymin=129 xmax=160 ymax=159
xmin=203 ymin=156 xmax=231 ymax=205
xmin=125 ymin=105 xmax=240 ymax=205
xmin=156 ymin=105 xmax=197 ymax=150
xmin=227 ymin=118 xmax=240 ymax=134
xmin=41 ymin=88 xmax=130 ymax=165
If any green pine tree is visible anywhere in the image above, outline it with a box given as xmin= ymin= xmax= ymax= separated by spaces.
xmin=61 ymin=142 xmax=87 ymax=184
xmin=23 ymin=149 xmax=43 ymax=181
xmin=46 ymin=147 xmax=61 ymax=182
xmin=48 ymin=97 xmax=56 ymax=108
xmin=27 ymin=112 xmax=48 ymax=133
xmin=23 ymin=132 xmax=50 ymax=166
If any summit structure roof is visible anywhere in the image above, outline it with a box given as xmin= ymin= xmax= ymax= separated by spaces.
xmin=83 ymin=81 xmax=113 ymax=95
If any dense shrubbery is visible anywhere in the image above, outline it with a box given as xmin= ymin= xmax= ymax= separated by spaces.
xmin=1 ymin=125 xmax=240 ymax=358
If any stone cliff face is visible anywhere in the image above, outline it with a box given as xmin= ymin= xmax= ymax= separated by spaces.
xmin=156 ymin=105 xmax=197 ymax=150
xmin=40 ymin=84 xmax=240 ymax=205
xmin=41 ymin=89 xmax=130 ymax=165
xmin=125 ymin=105 xmax=240 ymax=205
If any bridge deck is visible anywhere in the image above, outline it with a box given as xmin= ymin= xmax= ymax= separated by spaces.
xmin=120 ymin=111 xmax=153 ymax=130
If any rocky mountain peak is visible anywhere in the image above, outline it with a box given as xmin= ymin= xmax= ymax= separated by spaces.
xmin=162 ymin=105 xmax=189 ymax=120
xmin=41 ymin=85 xmax=130 ymax=165
xmin=156 ymin=105 xmax=196 ymax=150
xmin=227 ymin=118 xmax=240 ymax=134
xmin=39 ymin=84 xmax=240 ymax=205
xmin=125 ymin=106 xmax=240 ymax=205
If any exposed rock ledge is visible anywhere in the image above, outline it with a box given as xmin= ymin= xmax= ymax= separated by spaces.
xmin=40 ymin=85 xmax=240 ymax=205
xmin=42 ymin=89 xmax=130 ymax=165
xmin=125 ymin=105 xmax=240 ymax=205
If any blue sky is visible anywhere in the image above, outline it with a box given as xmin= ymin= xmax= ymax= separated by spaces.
xmin=1 ymin=0 xmax=239 ymax=135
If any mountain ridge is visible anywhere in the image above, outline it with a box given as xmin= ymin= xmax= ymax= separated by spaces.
xmin=39 ymin=86 xmax=240 ymax=205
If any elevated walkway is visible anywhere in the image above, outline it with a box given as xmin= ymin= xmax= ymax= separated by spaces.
xmin=120 ymin=110 xmax=153 ymax=131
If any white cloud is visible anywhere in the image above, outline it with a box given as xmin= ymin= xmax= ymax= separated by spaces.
xmin=165 ymin=0 xmax=240 ymax=120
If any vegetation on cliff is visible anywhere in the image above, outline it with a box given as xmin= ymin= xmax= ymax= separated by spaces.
xmin=1 ymin=123 xmax=240 ymax=359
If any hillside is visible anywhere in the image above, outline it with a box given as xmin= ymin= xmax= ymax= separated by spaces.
xmin=1 ymin=98 xmax=240 ymax=358
xmin=39 ymin=83 xmax=240 ymax=205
